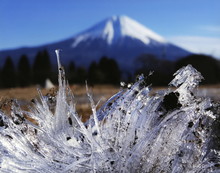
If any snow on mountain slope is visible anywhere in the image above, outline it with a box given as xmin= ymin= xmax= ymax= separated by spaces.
xmin=0 ymin=15 xmax=191 ymax=71
xmin=72 ymin=15 xmax=167 ymax=47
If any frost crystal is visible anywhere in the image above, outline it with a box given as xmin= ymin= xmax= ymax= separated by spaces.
xmin=169 ymin=64 xmax=203 ymax=106
xmin=0 ymin=51 xmax=219 ymax=172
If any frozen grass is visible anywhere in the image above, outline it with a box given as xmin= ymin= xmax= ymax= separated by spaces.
xmin=0 ymin=85 xmax=120 ymax=121
xmin=0 ymin=50 xmax=220 ymax=172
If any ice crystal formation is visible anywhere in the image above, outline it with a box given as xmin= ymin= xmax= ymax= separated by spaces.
xmin=0 ymin=50 xmax=220 ymax=172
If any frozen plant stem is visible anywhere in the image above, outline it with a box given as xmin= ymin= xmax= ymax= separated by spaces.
xmin=0 ymin=50 xmax=219 ymax=172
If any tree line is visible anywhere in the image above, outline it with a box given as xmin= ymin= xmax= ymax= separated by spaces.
xmin=0 ymin=50 xmax=52 ymax=88
xmin=0 ymin=50 xmax=121 ymax=88
xmin=67 ymin=56 xmax=121 ymax=85
xmin=135 ymin=53 xmax=220 ymax=86
xmin=0 ymin=50 xmax=219 ymax=88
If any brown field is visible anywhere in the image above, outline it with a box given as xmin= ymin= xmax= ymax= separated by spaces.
xmin=0 ymin=85 xmax=120 ymax=121
xmin=0 ymin=84 xmax=220 ymax=121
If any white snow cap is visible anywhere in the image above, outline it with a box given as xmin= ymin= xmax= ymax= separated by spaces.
xmin=72 ymin=15 xmax=167 ymax=47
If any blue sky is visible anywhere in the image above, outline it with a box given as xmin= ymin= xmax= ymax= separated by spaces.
xmin=1 ymin=0 xmax=220 ymax=58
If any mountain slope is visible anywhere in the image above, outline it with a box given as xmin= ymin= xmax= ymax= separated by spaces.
xmin=72 ymin=15 xmax=167 ymax=47
xmin=0 ymin=15 xmax=191 ymax=72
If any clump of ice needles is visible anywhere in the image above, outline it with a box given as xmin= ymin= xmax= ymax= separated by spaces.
xmin=0 ymin=50 xmax=219 ymax=173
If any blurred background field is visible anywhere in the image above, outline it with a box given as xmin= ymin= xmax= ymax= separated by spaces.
xmin=1 ymin=83 xmax=220 ymax=121
xmin=0 ymin=85 xmax=119 ymax=121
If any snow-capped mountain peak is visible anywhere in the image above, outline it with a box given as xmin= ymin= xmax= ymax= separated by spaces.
xmin=72 ymin=15 xmax=167 ymax=47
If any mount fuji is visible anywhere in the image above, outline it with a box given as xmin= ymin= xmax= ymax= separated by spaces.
xmin=72 ymin=15 xmax=167 ymax=47
xmin=0 ymin=15 xmax=191 ymax=71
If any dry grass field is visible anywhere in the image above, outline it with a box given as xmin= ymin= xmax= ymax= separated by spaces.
xmin=0 ymin=84 xmax=220 ymax=121
xmin=0 ymin=85 xmax=120 ymax=121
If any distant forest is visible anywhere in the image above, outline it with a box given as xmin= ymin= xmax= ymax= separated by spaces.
xmin=135 ymin=53 xmax=220 ymax=86
xmin=0 ymin=50 xmax=121 ymax=88
xmin=0 ymin=50 xmax=219 ymax=88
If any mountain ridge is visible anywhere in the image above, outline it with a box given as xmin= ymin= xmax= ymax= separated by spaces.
xmin=0 ymin=15 xmax=191 ymax=71
xmin=72 ymin=15 xmax=167 ymax=47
